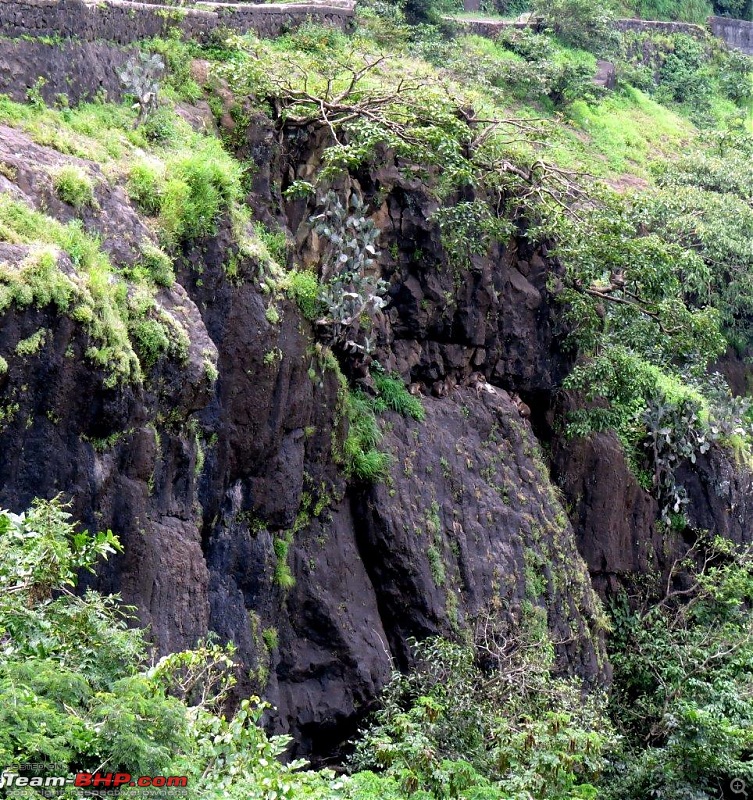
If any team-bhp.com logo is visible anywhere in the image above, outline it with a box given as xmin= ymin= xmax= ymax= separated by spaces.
xmin=0 ymin=771 xmax=188 ymax=789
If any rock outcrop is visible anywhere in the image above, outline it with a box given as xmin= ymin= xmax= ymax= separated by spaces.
xmin=0 ymin=63 xmax=750 ymax=764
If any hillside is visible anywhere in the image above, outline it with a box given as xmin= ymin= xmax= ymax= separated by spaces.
xmin=0 ymin=1 xmax=753 ymax=798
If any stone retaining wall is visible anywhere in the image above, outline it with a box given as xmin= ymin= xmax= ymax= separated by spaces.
xmin=0 ymin=0 xmax=355 ymax=45
xmin=614 ymin=17 xmax=708 ymax=37
xmin=450 ymin=15 xmax=709 ymax=40
xmin=709 ymin=15 xmax=753 ymax=55
xmin=453 ymin=13 xmax=753 ymax=55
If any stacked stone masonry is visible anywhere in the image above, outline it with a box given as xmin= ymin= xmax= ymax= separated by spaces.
xmin=0 ymin=0 xmax=355 ymax=45
xmin=709 ymin=15 xmax=753 ymax=55
xmin=453 ymin=12 xmax=753 ymax=55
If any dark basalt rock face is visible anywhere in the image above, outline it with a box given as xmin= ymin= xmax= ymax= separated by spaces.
xmin=0 ymin=109 xmax=749 ymax=761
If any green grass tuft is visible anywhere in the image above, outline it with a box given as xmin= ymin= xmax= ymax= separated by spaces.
xmin=343 ymin=390 xmax=391 ymax=481
xmin=373 ymin=373 xmax=426 ymax=421
xmin=52 ymin=165 xmax=95 ymax=210
xmin=286 ymin=269 xmax=324 ymax=321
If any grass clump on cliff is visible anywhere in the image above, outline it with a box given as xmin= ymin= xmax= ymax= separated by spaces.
xmin=52 ymin=164 xmax=96 ymax=210
xmin=127 ymin=138 xmax=242 ymax=247
xmin=286 ymin=269 xmax=324 ymax=321
xmin=338 ymin=373 xmax=425 ymax=481
xmin=0 ymin=196 xmax=140 ymax=385
xmin=0 ymin=195 xmax=189 ymax=385
xmin=373 ymin=372 xmax=426 ymax=422
xmin=342 ymin=389 xmax=392 ymax=482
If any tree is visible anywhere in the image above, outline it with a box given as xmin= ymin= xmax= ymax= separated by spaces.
xmin=0 ymin=498 xmax=342 ymax=798
xmin=532 ymin=0 xmax=619 ymax=56
xmin=605 ymin=537 xmax=753 ymax=800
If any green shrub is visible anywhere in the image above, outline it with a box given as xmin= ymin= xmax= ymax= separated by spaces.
xmin=145 ymin=35 xmax=202 ymax=102
xmin=533 ymin=0 xmax=619 ymax=55
xmin=605 ymin=536 xmax=753 ymax=800
xmin=159 ymin=141 xmax=242 ymax=244
xmin=0 ymin=197 xmax=140 ymax=385
xmin=52 ymin=165 xmax=95 ymax=209
xmin=623 ymin=0 xmax=712 ymax=23
xmin=548 ymin=48 xmax=598 ymax=105
xmin=655 ymin=34 xmax=713 ymax=110
xmin=262 ymin=628 xmax=279 ymax=651
xmin=497 ymin=27 xmax=556 ymax=61
xmin=141 ymin=104 xmax=178 ymax=143
xmin=253 ymin=221 xmax=289 ymax=266
xmin=15 ymin=327 xmax=47 ymax=357
xmin=718 ymin=50 xmax=753 ymax=104
xmin=353 ymin=637 xmax=615 ymax=799
xmin=137 ymin=240 xmax=175 ymax=287
xmin=129 ymin=142 xmax=241 ymax=246
xmin=287 ymin=269 xmax=324 ymax=321
xmin=127 ymin=161 xmax=164 ymax=215
xmin=272 ymin=537 xmax=296 ymax=589
xmin=129 ymin=317 xmax=171 ymax=368
xmin=713 ymin=0 xmax=752 ymax=18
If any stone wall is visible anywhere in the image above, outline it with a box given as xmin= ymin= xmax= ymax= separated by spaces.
xmin=453 ymin=13 xmax=753 ymax=54
xmin=614 ymin=17 xmax=709 ymax=38
xmin=451 ymin=15 xmax=709 ymax=40
xmin=709 ymin=15 xmax=753 ymax=55
xmin=0 ymin=0 xmax=355 ymax=45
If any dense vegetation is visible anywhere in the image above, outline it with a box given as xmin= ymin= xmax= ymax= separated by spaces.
xmin=5 ymin=501 xmax=753 ymax=799
xmin=1 ymin=0 xmax=753 ymax=797
xmin=451 ymin=0 xmax=751 ymax=26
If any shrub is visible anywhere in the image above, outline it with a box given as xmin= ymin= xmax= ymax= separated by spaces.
xmin=311 ymin=191 xmax=388 ymax=355
xmin=159 ymin=142 xmax=242 ymax=244
xmin=713 ymin=0 xmax=752 ymax=18
xmin=137 ymin=240 xmax=175 ymax=287
xmin=353 ymin=637 xmax=615 ymax=799
xmin=141 ymin=104 xmax=178 ymax=143
xmin=253 ymin=221 xmax=288 ymax=266
xmin=287 ymin=269 xmax=324 ymax=321
xmin=624 ymin=0 xmax=712 ymax=23
xmin=262 ymin=628 xmax=279 ymax=651
xmin=547 ymin=48 xmax=598 ymax=105
xmin=342 ymin=390 xmax=391 ymax=481
xmin=127 ymin=161 xmax=164 ymax=215
xmin=0 ymin=197 xmax=141 ymax=385
xmin=128 ymin=142 xmax=241 ymax=246
xmin=52 ymin=165 xmax=95 ymax=210
xmin=272 ymin=537 xmax=296 ymax=589
xmin=143 ymin=35 xmax=201 ymax=103
xmin=717 ymin=49 xmax=753 ymax=104
xmin=655 ymin=35 xmax=713 ymax=110
xmin=15 ymin=327 xmax=47 ymax=357
xmin=129 ymin=317 xmax=171 ymax=369
xmin=280 ymin=21 xmax=350 ymax=54
xmin=533 ymin=0 xmax=619 ymax=55
xmin=497 ymin=27 xmax=556 ymax=61
xmin=605 ymin=536 xmax=753 ymax=800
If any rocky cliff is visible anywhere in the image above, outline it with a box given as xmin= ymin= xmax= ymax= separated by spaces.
xmin=0 ymin=22 xmax=751 ymax=763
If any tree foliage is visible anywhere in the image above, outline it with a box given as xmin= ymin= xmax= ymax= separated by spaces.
xmin=605 ymin=537 xmax=753 ymax=800
xmin=352 ymin=626 xmax=616 ymax=800
xmin=0 ymin=498 xmax=342 ymax=798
